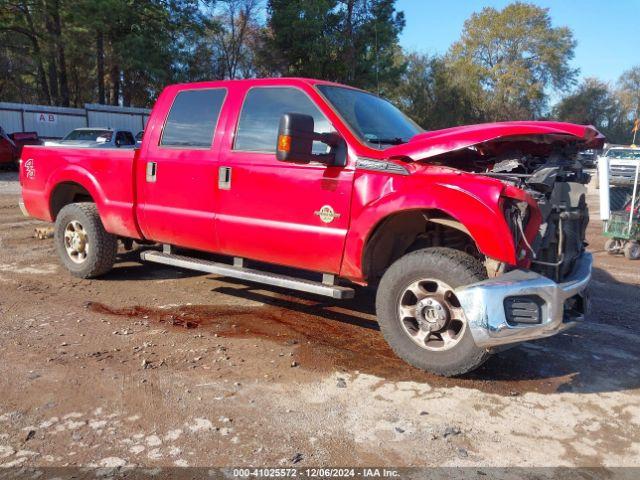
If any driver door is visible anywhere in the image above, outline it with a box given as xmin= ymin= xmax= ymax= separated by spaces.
xmin=215 ymin=86 xmax=355 ymax=274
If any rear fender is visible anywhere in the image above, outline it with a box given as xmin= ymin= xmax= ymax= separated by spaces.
xmin=43 ymin=165 xmax=141 ymax=238
xmin=45 ymin=165 xmax=106 ymax=221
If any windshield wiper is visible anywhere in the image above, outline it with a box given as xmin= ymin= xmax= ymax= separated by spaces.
xmin=366 ymin=137 xmax=406 ymax=145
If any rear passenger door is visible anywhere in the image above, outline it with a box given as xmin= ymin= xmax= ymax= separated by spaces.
xmin=136 ymin=88 xmax=227 ymax=252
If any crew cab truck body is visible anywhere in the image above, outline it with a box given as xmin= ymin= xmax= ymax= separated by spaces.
xmin=19 ymin=78 xmax=604 ymax=376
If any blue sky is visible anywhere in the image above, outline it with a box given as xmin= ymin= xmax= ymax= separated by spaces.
xmin=396 ymin=0 xmax=638 ymax=85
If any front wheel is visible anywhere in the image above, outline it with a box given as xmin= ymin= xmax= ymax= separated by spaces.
xmin=54 ymin=202 xmax=118 ymax=278
xmin=376 ymin=247 xmax=491 ymax=376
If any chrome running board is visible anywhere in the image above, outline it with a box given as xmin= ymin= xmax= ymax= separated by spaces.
xmin=140 ymin=249 xmax=355 ymax=299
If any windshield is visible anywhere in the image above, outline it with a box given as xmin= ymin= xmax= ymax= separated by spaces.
xmin=317 ymin=85 xmax=422 ymax=148
xmin=605 ymin=149 xmax=640 ymax=160
xmin=63 ymin=129 xmax=112 ymax=142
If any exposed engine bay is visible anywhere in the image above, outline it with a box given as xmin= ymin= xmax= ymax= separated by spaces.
xmin=433 ymin=139 xmax=591 ymax=281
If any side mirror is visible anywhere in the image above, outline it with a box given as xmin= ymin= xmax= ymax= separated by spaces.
xmin=276 ymin=113 xmax=346 ymax=167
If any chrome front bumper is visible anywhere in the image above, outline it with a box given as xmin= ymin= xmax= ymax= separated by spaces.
xmin=455 ymin=252 xmax=592 ymax=348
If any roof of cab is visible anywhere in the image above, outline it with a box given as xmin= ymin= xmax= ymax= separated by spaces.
xmin=168 ymin=77 xmax=359 ymax=91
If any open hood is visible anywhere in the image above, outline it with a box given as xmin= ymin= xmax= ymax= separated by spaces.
xmin=383 ymin=121 xmax=605 ymax=162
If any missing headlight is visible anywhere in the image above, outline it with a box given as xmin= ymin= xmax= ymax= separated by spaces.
xmin=503 ymin=199 xmax=532 ymax=259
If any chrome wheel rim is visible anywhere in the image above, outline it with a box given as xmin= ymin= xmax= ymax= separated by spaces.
xmin=397 ymin=278 xmax=466 ymax=351
xmin=63 ymin=220 xmax=89 ymax=264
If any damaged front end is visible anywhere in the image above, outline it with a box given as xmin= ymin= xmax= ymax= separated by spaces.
xmin=454 ymin=146 xmax=595 ymax=347
xmin=393 ymin=125 xmax=604 ymax=349
xmin=489 ymin=151 xmax=591 ymax=283
xmin=384 ymin=121 xmax=603 ymax=285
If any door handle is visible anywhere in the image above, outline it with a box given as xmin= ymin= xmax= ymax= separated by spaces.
xmin=146 ymin=162 xmax=157 ymax=182
xmin=218 ymin=166 xmax=232 ymax=190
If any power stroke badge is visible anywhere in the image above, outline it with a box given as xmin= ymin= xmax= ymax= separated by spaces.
xmin=314 ymin=205 xmax=341 ymax=224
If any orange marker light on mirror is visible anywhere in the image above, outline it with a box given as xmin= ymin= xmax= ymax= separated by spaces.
xmin=277 ymin=134 xmax=291 ymax=152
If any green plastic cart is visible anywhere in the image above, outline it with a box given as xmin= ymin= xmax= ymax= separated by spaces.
xmin=603 ymin=206 xmax=640 ymax=259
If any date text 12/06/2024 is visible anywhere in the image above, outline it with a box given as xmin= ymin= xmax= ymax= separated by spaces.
xmin=231 ymin=468 xmax=401 ymax=478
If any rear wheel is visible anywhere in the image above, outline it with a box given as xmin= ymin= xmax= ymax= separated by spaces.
xmin=375 ymin=247 xmax=490 ymax=376
xmin=54 ymin=202 xmax=117 ymax=278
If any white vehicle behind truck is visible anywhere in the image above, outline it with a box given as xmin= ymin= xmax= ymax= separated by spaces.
xmin=44 ymin=128 xmax=136 ymax=149
xmin=598 ymin=146 xmax=640 ymax=185
xmin=596 ymin=146 xmax=640 ymax=210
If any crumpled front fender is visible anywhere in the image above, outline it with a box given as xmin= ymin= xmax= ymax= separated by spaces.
xmin=340 ymin=167 xmax=518 ymax=282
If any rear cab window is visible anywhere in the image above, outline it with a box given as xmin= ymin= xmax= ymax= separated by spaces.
xmin=161 ymin=89 xmax=227 ymax=148
xmin=234 ymin=87 xmax=332 ymax=154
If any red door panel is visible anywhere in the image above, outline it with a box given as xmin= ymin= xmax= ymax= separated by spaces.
xmin=135 ymin=87 xmax=228 ymax=252
xmin=215 ymin=153 xmax=354 ymax=273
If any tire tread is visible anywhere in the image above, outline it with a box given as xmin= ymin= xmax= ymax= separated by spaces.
xmin=54 ymin=202 xmax=117 ymax=278
xmin=376 ymin=247 xmax=490 ymax=376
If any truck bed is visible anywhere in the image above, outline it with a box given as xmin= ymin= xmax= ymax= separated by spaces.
xmin=20 ymin=146 xmax=140 ymax=238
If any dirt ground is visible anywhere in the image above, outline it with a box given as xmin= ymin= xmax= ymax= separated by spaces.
xmin=0 ymin=170 xmax=639 ymax=470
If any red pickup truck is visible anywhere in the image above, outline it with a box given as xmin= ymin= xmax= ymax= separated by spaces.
xmin=19 ymin=78 xmax=603 ymax=375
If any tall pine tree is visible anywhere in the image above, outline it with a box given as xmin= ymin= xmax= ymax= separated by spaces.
xmin=262 ymin=0 xmax=405 ymax=91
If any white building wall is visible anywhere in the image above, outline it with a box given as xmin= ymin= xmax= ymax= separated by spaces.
xmin=0 ymin=102 xmax=151 ymax=138
xmin=0 ymin=104 xmax=23 ymax=132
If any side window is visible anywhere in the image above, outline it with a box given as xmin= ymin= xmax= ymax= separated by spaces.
xmin=234 ymin=87 xmax=332 ymax=154
xmin=161 ymin=89 xmax=226 ymax=148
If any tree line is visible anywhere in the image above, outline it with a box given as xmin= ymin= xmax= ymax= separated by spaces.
xmin=1 ymin=0 xmax=638 ymax=144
